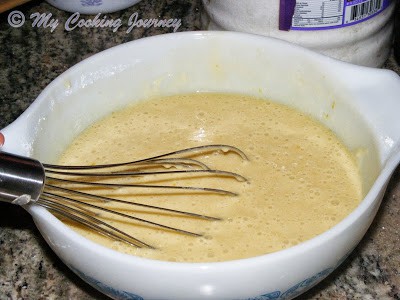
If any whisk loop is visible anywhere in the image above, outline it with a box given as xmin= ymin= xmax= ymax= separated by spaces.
xmin=0 ymin=145 xmax=248 ymax=249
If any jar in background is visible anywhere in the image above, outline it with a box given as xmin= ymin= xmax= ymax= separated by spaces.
xmin=46 ymin=0 xmax=142 ymax=14
xmin=202 ymin=0 xmax=396 ymax=68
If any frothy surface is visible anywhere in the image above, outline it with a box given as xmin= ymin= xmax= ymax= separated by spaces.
xmin=58 ymin=93 xmax=362 ymax=262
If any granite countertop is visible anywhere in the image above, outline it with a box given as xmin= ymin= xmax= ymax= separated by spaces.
xmin=0 ymin=1 xmax=399 ymax=299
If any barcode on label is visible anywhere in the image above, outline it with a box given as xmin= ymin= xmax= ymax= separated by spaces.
xmin=346 ymin=0 xmax=383 ymax=22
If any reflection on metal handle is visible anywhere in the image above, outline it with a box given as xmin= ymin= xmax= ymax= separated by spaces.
xmin=0 ymin=152 xmax=45 ymax=205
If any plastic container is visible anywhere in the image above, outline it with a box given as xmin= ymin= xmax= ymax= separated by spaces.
xmin=202 ymin=0 xmax=396 ymax=67
xmin=46 ymin=0 xmax=142 ymax=14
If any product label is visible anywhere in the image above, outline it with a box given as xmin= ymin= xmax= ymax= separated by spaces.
xmin=279 ymin=0 xmax=392 ymax=31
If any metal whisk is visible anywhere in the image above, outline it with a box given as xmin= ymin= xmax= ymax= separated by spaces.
xmin=0 ymin=145 xmax=248 ymax=249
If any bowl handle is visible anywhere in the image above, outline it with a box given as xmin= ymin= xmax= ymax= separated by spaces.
xmin=334 ymin=66 xmax=400 ymax=163
xmin=0 ymin=114 xmax=34 ymax=157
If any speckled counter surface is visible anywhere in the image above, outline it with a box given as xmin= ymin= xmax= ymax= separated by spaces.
xmin=0 ymin=1 xmax=399 ymax=299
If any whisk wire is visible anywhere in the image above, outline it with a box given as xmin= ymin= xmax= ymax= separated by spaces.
xmin=42 ymin=190 xmax=205 ymax=237
xmin=43 ymin=145 xmax=248 ymax=170
xmin=45 ymin=183 xmax=221 ymax=220
xmin=1 ymin=144 xmax=248 ymax=249
xmin=45 ymin=169 xmax=245 ymax=196
xmin=38 ymin=198 xmax=152 ymax=248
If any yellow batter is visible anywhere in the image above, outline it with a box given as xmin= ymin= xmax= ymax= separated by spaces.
xmin=57 ymin=93 xmax=362 ymax=262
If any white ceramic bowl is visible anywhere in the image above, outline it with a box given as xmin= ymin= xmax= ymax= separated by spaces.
xmin=46 ymin=0 xmax=142 ymax=14
xmin=2 ymin=31 xmax=400 ymax=300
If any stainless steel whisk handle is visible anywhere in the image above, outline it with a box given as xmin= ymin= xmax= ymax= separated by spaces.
xmin=0 ymin=152 xmax=45 ymax=205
